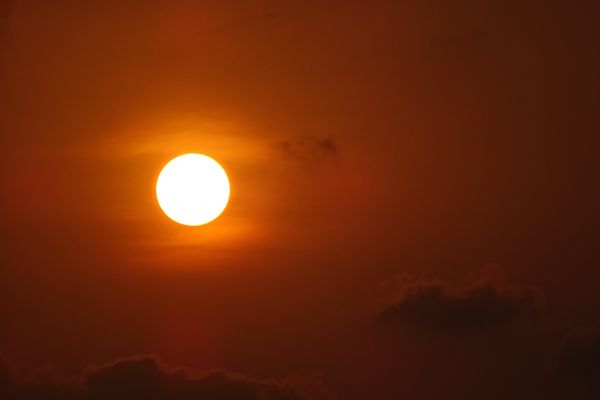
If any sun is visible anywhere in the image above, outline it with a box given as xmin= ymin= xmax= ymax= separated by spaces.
xmin=156 ymin=154 xmax=230 ymax=226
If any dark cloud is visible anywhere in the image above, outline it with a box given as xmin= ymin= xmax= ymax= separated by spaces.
xmin=558 ymin=328 xmax=600 ymax=377
xmin=3 ymin=354 xmax=327 ymax=400
xmin=273 ymin=137 xmax=338 ymax=163
xmin=376 ymin=278 xmax=535 ymax=333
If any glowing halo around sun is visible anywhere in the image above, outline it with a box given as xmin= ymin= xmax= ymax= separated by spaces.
xmin=156 ymin=154 xmax=230 ymax=226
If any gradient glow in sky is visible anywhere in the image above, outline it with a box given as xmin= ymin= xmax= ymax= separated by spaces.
xmin=1 ymin=1 xmax=600 ymax=399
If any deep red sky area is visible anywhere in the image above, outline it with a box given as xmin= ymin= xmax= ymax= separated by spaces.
xmin=1 ymin=1 xmax=599 ymax=399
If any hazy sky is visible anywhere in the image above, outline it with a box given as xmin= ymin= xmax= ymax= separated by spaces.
xmin=1 ymin=1 xmax=599 ymax=399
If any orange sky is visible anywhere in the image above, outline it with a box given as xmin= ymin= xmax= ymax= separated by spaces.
xmin=1 ymin=1 xmax=600 ymax=399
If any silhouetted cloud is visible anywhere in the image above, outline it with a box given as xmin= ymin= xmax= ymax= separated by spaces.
xmin=376 ymin=278 xmax=535 ymax=333
xmin=558 ymin=328 xmax=600 ymax=377
xmin=3 ymin=354 xmax=328 ymax=400
xmin=273 ymin=137 xmax=338 ymax=163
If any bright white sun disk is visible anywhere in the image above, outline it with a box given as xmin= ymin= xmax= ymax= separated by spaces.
xmin=156 ymin=154 xmax=230 ymax=226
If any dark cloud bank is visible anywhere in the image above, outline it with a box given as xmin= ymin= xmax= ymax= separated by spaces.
xmin=376 ymin=278 xmax=536 ymax=333
xmin=366 ymin=275 xmax=600 ymax=399
xmin=2 ymin=277 xmax=600 ymax=399
xmin=0 ymin=354 xmax=329 ymax=400
xmin=559 ymin=328 xmax=600 ymax=377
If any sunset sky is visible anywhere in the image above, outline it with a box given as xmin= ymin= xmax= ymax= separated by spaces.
xmin=1 ymin=1 xmax=600 ymax=399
